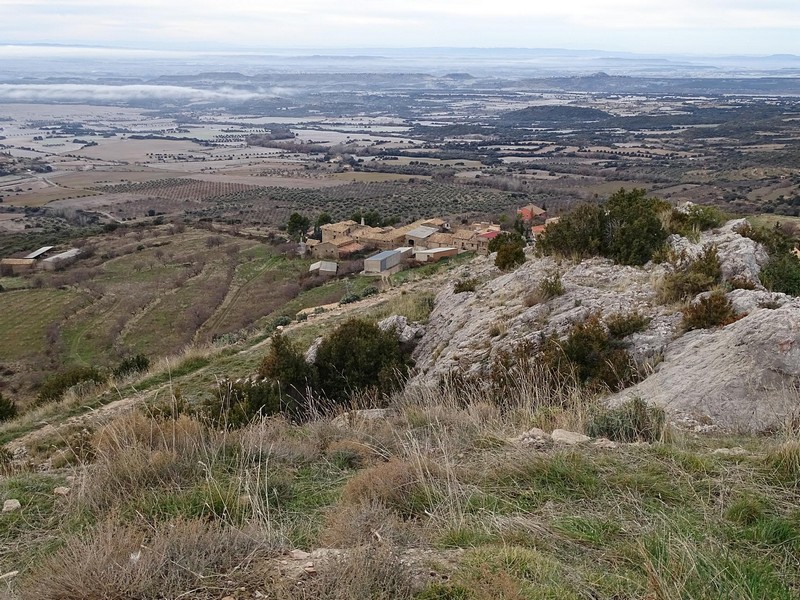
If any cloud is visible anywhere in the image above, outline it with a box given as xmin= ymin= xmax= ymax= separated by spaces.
xmin=0 ymin=84 xmax=289 ymax=103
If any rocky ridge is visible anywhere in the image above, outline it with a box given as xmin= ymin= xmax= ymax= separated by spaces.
xmin=408 ymin=219 xmax=797 ymax=431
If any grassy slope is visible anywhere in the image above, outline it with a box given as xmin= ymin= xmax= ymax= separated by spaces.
xmin=1 ymin=243 xmax=798 ymax=599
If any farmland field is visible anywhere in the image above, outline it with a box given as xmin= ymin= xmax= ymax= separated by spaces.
xmin=0 ymin=288 xmax=88 ymax=360
xmin=0 ymin=225 xmax=343 ymax=405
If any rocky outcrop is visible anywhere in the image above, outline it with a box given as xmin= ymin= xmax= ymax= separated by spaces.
xmin=411 ymin=220 xmax=799 ymax=430
xmin=378 ymin=315 xmax=425 ymax=344
xmin=667 ymin=219 xmax=770 ymax=288
xmin=412 ymin=254 xmax=671 ymax=380
xmin=610 ymin=301 xmax=800 ymax=431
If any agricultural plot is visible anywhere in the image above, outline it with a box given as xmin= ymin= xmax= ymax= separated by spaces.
xmin=0 ymin=288 xmax=88 ymax=360
xmin=92 ymin=178 xmax=259 ymax=202
xmin=194 ymin=180 xmax=529 ymax=225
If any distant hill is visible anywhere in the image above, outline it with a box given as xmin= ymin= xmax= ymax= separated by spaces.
xmin=499 ymin=104 xmax=611 ymax=125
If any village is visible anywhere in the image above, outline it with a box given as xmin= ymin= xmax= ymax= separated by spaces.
xmin=307 ymin=203 xmax=556 ymax=277
xmin=0 ymin=203 xmax=555 ymax=282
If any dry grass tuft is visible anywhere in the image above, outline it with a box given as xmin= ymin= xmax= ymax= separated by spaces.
xmin=321 ymin=499 xmax=419 ymax=548
xmin=341 ymin=458 xmax=438 ymax=519
xmin=283 ymin=545 xmax=416 ymax=600
xmin=18 ymin=518 xmax=281 ymax=600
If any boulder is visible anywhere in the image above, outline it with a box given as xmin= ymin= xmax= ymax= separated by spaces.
xmin=610 ymin=301 xmax=800 ymax=431
xmin=2 ymin=499 xmax=21 ymax=513
xmin=551 ymin=429 xmax=591 ymax=445
xmin=378 ymin=315 xmax=424 ymax=344
xmin=509 ymin=427 xmax=552 ymax=449
xmin=54 ymin=486 xmax=71 ymax=497
xmin=304 ymin=336 xmax=324 ymax=364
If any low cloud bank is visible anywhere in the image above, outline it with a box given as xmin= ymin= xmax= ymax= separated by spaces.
xmin=0 ymin=84 xmax=289 ymax=103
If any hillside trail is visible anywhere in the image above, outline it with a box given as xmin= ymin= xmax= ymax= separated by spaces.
xmin=5 ymin=270 xmax=453 ymax=455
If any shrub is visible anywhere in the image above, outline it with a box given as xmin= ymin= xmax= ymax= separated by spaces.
xmin=605 ymin=189 xmax=669 ymax=266
xmin=341 ymin=458 xmax=433 ymax=518
xmin=668 ymin=204 xmax=724 ymax=236
xmin=0 ymin=392 xmax=17 ymax=422
xmin=605 ymin=312 xmax=650 ymax=339
xmin=536 ymin=203 xmax=607 ymax=259
xmin=539 ymin=314 xmax=637 ymax=392
xmin=489 ymin=232 xmax=525 ymax=271
xmin=361 ymin=285 xmax=379 ymax=297
xmin=273 ymin=315 xmax=292 ymax=327
xmin=37 ymin=366 xmax=106 ymax=404
xmin=682 ymin=290 xmax=739 ymax=331
xmin=112 ymin=354 xmax=150 ymax=379
xmin=524 ymin=272 xmax=564 ymax=306
xmin=495 ymin=243 xmax=525 ymax=271
xmin=258 ymin=331 xmax=313 ymax=402
xmin=340 ymin=292 xmax=361 ymax=305
xmin=18 ymin=519 xmax=278 ymax=600
xmin=202 ymin=378 xmax=288 ymax=428
xmin=760 ymin=253 xmax=800 ymax=295
xmin=537 ymin=189 xmax=668 ymax=266
xmin=315 ymin=319 xmax=413 ymax=405
xmin=658 ymin=245 xmax=722 ymax=303
xmin=739 ymin=221 xmax=795 ymax=255
xmin=454 ymin=278 xmax=478 ymax=294
xmin=586 ymin=396 xmax=666 ymax=442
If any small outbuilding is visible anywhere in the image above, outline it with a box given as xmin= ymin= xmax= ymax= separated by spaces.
xmin=41 ymin=248 xmax=81 ymax=271
xmin=364 ymin=249 xmax=403 ymax=274
xmin=309 ymin=260 xmax=338 ymax=275
xmin=414 ymin=247 xmax=458 ymax=263
xmin=0 ymin=258 xmax=37 ymax=275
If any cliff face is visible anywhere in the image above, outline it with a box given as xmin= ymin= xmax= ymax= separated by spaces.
xmin=411 ymin=220 xmax=797 ymax=431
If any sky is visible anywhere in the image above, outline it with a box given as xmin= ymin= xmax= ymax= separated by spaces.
xmin=1 ymin=0 xmax=799 ymax=55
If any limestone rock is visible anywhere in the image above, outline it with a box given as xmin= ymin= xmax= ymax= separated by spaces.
xmin=510 ymin=427 xmax=552 ymax=449
xmin=54 ymin=486 xmax=71 ymax=497
xmin=290 ymin=550 xmax=311 ymax=560
xmin=727 ymin=289 xmax=789 ymax=315
xmin=2 ymin=499 xmax=21 ymax=513
xmin=609 ymin=301 xmax=800 ymax=431
xmin=551 ymin=429 xmax=591 ymax=445
xmin=667 ymin=220 xmax=769 ymax=289
xmin=304 ymin=336 xmax=324 ymax=364
xmin=378 ymin=315 xmax=424 ymax=344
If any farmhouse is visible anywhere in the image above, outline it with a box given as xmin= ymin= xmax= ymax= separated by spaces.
xmin=24 ymin=246 xmax=55 ymax=259
xmin=311 ymin=237 xmax=365 ymax=259
xmin=320 ymin=220 xmax=360 ymax=243
xmin=405 ymin=225 xmax=439 ymax=248
xmin=517 ymin=204 xmax=546 ymax=221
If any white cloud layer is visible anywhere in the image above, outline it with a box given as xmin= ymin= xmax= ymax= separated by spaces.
xmin=0 ymin=84 xmax=288 ymax=102
xmin=1 ymin=0 xmax=798 ymax=53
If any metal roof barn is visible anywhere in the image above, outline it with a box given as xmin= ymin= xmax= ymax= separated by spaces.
xmin=364 ymin=249 xmax=403 ymax=273
xmin=24 ymin=246 xmax=54 ymax=259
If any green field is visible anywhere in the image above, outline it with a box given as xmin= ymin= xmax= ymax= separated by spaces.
xmin=0 ymin=288 xmax=88 ymax=360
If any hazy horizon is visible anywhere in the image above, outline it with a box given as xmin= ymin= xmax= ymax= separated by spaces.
xmin=2 ymin=1 xmax=800 ymax=56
